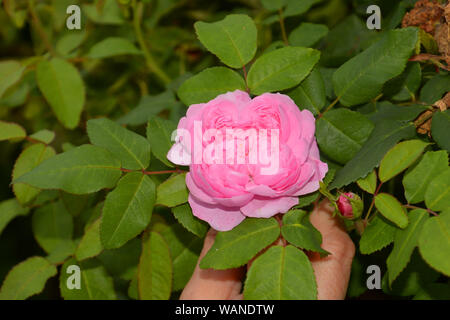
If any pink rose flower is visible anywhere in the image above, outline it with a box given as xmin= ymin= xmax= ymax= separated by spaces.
xmin=168 ymin=90 xmax=328 ymax=231
xmin=337 ymin=193 xmax=355 ymax=218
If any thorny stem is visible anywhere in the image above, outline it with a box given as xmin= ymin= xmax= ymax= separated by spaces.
xmin=132 ymin=0 xmax=171 ymax=86
xmin=363 ymin=182 xmax=383 ymax=225
xmin=318 ymin=96 xmax=340 ymax=118
xmin=403 ymin=204 xmax=438 ymax=216
xmin=278 ymin=9 xmax=289 ymax=46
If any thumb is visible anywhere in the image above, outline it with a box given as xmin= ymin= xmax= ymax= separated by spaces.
xmin=180 ymin=229 xmax=245 ymax=300
xmin=309 ymin=200 xmax=355 ymax=300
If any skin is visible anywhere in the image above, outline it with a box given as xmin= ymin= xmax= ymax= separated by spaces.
xmin=180 ymin=200 xmax=355 ymax=300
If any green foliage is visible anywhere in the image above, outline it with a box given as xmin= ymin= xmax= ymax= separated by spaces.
xmin=288 ymin=68 xmax=326 ymax=115
xmin=316 ymin=108 xmax=374 ymax=164
xmin=333 ymin=28 xmax=418 ymax=106
xmin=418 ymin=209 xmax=450 ymax=276
xmin=194 ymin=14 xmax=257 ymax=69
xmin=387 ymin=209 xmax=428 ymax=286
xmin=375 ymin=193 xmax=409 ymax=229
xmin=155 ymin=173 xmax=188 ymax=207
xmin=200 ymin=218 xmax=280 ymax=269
xmin=14 ymin=145 xmax=122 ymax=194
xmin=60 ymin=258 xmax=116 ymax=300
xmin=403 ymin=151 xmax=448 ymax=204
xmin=138 ymin=232 xmax=172 ymax=300
xmin=177 ymin=67 xmax=246 ymax=105
xmin=248 ymin=47 xmax=320 ymax=94
xmin=330 ymin=120 xmax=416 ymax=189
xmin=360 ymin=215 xmax=396 ymax=255
xmin=100 ymin=172 xmax=156 ymax=249
xmin=0 ymin=257 xmax=57 ymax=300
xmin=244 ymin=245 xmax=317 ymax=300
xmin=87 ymin=118 xmax=151 ymax=170
xmin=281 ymin=209 xmax=328 ymax=255
xmin=36 ymin=58 xmax=85 ymax=129
xmin=379 ymin=140 xmax=429 ymax=182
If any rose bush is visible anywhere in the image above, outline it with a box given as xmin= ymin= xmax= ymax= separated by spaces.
xmin=168 ymin=90 xmax=328 ymax=230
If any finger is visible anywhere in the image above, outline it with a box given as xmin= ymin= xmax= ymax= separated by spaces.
xmin=180 ymin=229 xmax=245 ymax=300
xmin=309 ymin=200 xmax=355 ymax=300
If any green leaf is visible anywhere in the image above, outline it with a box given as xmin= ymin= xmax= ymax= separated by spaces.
xmin=200 ymin=218 xmax=280 ymax=269
xmin=375 ymin=193 xmax=409 ymax=229
xmin=403 ymin=151 xmax=448 ymax=204
xmin=98 ymin=238 xmax=141 ymax=280
xmin=243 ymin=245 xmax=317 ymax=299
xmin=360 ymin=215 xmax=396 ymax=254
xmin=248 ymin=46 xmax=320 ymax=95
xmin=368 ymin=102 xmax=427 ymax=125
xmin=87 ymin=118 xmax=151 ymax=170
xmin=330 ymin=120 xmax=416 ymax=189
xmin=316 ymin=109 xmax=374 ymax=164
xmin=431 ymin=110 xmax=450 ymax=152
xmin=156 ymin=173 xmax=188 ymax=207
xmin=138 ymin=231 xmax=172 ymax=300
xmin=29 ymin=129 xmax=55 ymax=144
xmin=0 ymin=199 xmax=29 ymax=236
xmin=379 ymin=140 xmax=429 ymax=183
xmin=321 ymin=15 xmax=375 ymax=67
xmin=12 ymin=143 xmax=56 ymax=205
xmin=0 ymin=257 xmax=57 ymax=300
xmin=60 ymin=258 xmax=116 ymax=300
xmin=0 ymin=60 xmax=24 ymax=99
xmin=100 ymin=172 xmax=156 ymax=249
xmin=356 ymin=170 xmax=377 ymax=194
xmin=0 ymin=121 xmax=26 ymax=141
xmin=414 ymin=283 xmax=450 ymax=300
xmin=194 ymin=14 xmax=257 ymax=68
xmin=383 ymin=250 xmax=439 ymax=297
xmin=172 ymin=203 xmax=208 ymax=238
xmin=288 ymin=23 xmax=328 ymax=47
xmin=261 ymin=0 xmax=285 ymax=11
xmin=87 ymin=37 xmax=141 ymax=59
xmin=32 ymin=200 xmax=74 ymax=254
xmin=76 ymin=219 xmax=103 ymax=261
xmin=288 ymin=67 xmax=326 ymax=115
xmin=14 ymin=145 xmax=122 ymax=194
xmin=82 ymin=0 xmax=124 ymax=25
xmin=384 ymin=62 xmax=421 ymax=101
xmin=419 ymin=209 xmax=450 ymax=276
xmin=118 ymin=90 xmax=181 ymax=126
xmin=424 ymin=168 xmax=450 ymax=212
xmin=387 ymin=209 xmax=428 ymax=285
xmin=333 ymin=28 xmax=418 ymax=106
xmin=281 ymin=209 xmax=329 ymax=255
xmin=177 ymin=67 xmax=246 ymax=106
xmin=283 ymin=0 xmax=322 ymax=17
xmin=146 ymin=116 xmax=177 ymax=168
xmin=159 ymin=223 xmax=202 ymax=291
xmin=36 ymin=58 xmax=85 ymax=129
xmin=420 ymin=74 xmax=450 ymax=104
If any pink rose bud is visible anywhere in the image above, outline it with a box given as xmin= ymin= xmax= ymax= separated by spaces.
xmin=337 ymin=192 xmax=363 ymax=219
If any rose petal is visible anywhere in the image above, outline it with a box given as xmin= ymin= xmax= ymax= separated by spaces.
xmin=189 ymin=194 xmax=245 ymax=231
xmin=241 ymin=196 xmax=299 ymax=218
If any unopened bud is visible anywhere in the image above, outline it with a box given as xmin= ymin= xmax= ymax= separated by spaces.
xmin=337 ymin=192 xmax=363 ymax=219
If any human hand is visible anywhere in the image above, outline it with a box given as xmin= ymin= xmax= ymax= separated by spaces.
xmin=180 ymin=200 xmax=355 ymax=300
